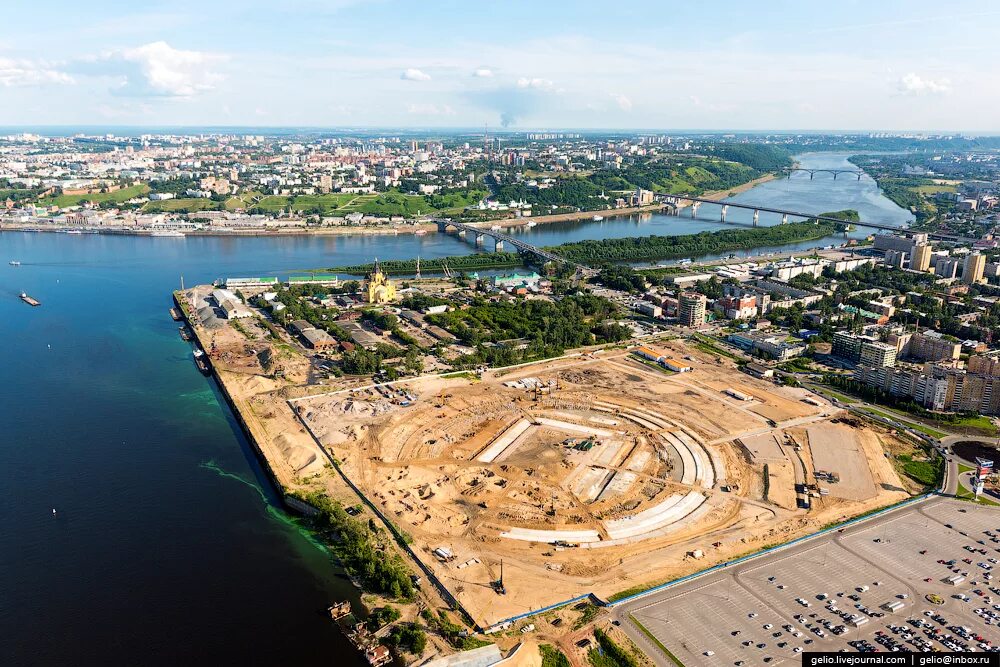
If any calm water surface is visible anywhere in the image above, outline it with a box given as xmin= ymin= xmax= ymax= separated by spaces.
xmin=0 ymin=151 xmax=909 ymax=664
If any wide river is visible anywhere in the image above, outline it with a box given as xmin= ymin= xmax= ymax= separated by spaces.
xmin=0 ymin=152 xmax=909 ymax=664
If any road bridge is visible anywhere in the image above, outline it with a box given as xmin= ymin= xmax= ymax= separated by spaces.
xmin=780 ymin=167 xmax=866 ymax=180
xmin=433 ymin=219 xmax=595 ymax=274
xmin=653 ymin=193 xmax=970 ymax=242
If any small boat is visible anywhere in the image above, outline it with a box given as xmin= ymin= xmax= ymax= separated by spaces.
xmin=179 ymin=326 xmax=193 ymax=341
xmin=19 ymin=292 xmax=41 ymax=306
xmin=170 ymin=307 xmax=183 ymax=321
xmin=9 ymin=260 xmax=20 ymax=266
xmin=193 ymin=349 xmax=211 ymax=375
xmin=151 ymin=230 xmax=185 ymax=238
xmin=327 ymin=600 xmax=351 ymax=620
xmin=525 ymin=221 xmax=537 ymax=227
xmin=66 ymin=230 xmax=82 ymax=235
xmin=413 ymin=229 xmax=427 ymax=236
xmin=593 ymin=215 xmax=604 ymax=221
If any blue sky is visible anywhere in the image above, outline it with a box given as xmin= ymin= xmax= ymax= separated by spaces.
xmin=1 ymin=0 xmax=997 ymax=130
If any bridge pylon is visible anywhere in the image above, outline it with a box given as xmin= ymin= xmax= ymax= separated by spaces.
xmin=720 ymin=205 xmax=728 ymax=222
xmin=753 ymin=210 xmax=760 ymax=227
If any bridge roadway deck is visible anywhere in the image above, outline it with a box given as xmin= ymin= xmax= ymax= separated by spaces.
xmin=434 ymin=219 xmax=594 ymax=272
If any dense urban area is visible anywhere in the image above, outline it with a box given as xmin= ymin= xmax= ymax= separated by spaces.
xmin=11 ymin=129 xmax=1000 ymax=667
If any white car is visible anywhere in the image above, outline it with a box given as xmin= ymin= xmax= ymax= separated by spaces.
xmin=703 ymin=651 xmax=714 ymax=657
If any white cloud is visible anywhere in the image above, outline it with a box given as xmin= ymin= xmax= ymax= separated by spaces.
xmin=400 ymin=68 xmax=431 ymax=81
xmin=688 ymin=94 xmax=734 ymax=113
xmin=473 ymin=68 xmax=494 ymax=78
xmin=898 ymin=72 xmax=951 ymax=95
xmin=406 ymin=103 xmax=455 ymax=115
xmin=83 ymin=41 xmax=224 ymax=97
xmin=516 ymin=77 xmax=554 ymax=90
xmin=611 ymin=93 xmax=632 ymax=111
xmin=0 ymin=58 xmax=72 ymax=86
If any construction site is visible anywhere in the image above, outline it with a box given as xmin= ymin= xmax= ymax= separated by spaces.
xmin=290 ymin=339 xmax=918 ymax=629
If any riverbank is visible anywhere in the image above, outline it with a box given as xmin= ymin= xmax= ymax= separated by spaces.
xmin=173 ymin=288 xmax=479 ymax=659
xmin=327 ymin=218 xmax=847 ymax=275
xmin=700 ymin=171 xmax=779 ymax=201
xmin=0 ymin=176 xmax=766 ymax=239
xmin=0 ymin=222 xmax=433 ymax=237
xmin=0 ymin=204 xmax=668 ymax=239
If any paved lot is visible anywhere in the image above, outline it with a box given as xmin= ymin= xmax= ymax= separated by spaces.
xmin=739 ymin=433 xmax=786 ymax=463
xmin=616 ymin=497 xmax=1000 ymax=666
xmin=807 ymin=424 xmax=875 ymax=501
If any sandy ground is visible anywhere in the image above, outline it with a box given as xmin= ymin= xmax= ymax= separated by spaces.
xmin=290 ymin=345 xmax=914 ymax=627
xmin=179 ymin=290 xmax=917 ymax=638
xmin=807 ymin=422 xmax=877 ymax=501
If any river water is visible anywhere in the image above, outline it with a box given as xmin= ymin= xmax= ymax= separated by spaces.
xmin=509 ymin=152 xmax=913 ymax=263
xmin=0 ymin=152 xmax=909 ymax=664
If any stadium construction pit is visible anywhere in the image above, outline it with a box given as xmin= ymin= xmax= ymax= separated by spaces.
xmin=294 ymin=343 xmax=917 ymax=627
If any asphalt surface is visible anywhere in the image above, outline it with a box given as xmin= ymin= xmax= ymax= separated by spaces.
xmin=612 ymin=495 xmax=1000 ymax=666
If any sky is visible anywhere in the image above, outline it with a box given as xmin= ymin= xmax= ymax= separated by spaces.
xmin=0 ymin=0 xmax=997 ymax=131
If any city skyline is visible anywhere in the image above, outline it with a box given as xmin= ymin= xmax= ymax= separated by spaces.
xmin=2 ymin=0 xmax=999 ymax=131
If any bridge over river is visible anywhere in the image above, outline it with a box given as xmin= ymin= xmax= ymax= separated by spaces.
xmin=433 ymin=219 xmax=595 ymax=274
xmin=654 ymin=194 xmax=971 ymax=243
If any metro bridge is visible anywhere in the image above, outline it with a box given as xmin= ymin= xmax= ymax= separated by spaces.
xmin=433 ymin=219 xmax=596 ymax=274
xmin=779 ymin=167 xmax=866 ymax=180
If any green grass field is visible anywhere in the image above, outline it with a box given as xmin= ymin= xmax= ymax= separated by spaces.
xmin=862 ymin=407 xmax=949 ymax=439
xmin=912 ymin=184 xmax=958 ymax=195
xmin=822 ymin=389 xmax=856 ymax=403
xmin=690 ymin=334 xmax=739 ymax=360
xmin=956 ymin=480 xmax=1000 ymax=506
xmin=144 ymin=198 xmax=223 ymax=212
xmin=950 ymin=414 xmax=999 ymax=435
xmin=42 ymin=184 xmax=149 ymax=207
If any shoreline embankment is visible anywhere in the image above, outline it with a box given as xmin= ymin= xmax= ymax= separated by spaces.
xmin=0 ymin=174 xmax=783 ymax=239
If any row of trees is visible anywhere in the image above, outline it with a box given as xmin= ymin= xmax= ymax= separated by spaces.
xmin=330 ymin=252 xmax=522 ymax=276
xmin=426 ymin=293 xmax=629 ymax=367
xmin=299 ymin=492 xmax=415 ymax=600
xmin=552 ymin=221 xmax=840 ymax=264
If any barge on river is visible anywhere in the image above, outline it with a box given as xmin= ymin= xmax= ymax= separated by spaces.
xmin=193 ymin=349 xmax=211 ymax=375
xmin=19 ymin=292 xmax=40 ymax=306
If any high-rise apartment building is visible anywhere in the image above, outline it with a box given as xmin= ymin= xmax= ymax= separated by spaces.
xmin=963 ymin=253 xmax=986 ymax=285
xmin=910 ymin=243 xmax=932 ymax=272
xmin=678 ymin=292 xmax=707 ymax=327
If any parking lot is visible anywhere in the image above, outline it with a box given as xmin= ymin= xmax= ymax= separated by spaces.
xmin=618 ymin=497 xmax=1000 ymax=666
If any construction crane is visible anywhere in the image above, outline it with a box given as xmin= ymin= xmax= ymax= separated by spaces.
xmin=491 ymin=559 xmax=506 ymax=595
